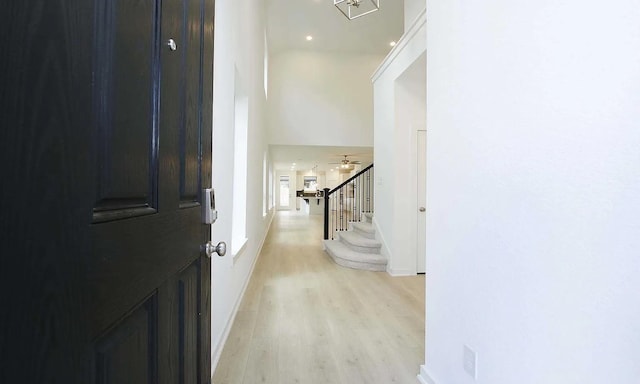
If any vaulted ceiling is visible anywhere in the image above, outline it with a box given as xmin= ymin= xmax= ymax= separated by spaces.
xmin=267 ymin=0 xmax=403 ymax=54
xmin=266 ymin=0 xmax=403 ymax=170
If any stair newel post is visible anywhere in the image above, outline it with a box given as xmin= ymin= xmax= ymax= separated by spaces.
xmin=323 ymin=187 xmax=330 ymax=240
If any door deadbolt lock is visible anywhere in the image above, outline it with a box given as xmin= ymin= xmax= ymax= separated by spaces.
xmin=202 ymin=188 xmax=218 ymax=224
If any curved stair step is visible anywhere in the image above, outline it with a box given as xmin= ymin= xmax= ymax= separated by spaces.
xmin=338 ymin=231 xmax=381 ymax=254
xmin=351 ymin=222 xmax=376 ymax=239
xmin=324 ymin=240 xmax=386 ymax=272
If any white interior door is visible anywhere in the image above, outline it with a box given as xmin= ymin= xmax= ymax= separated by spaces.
xmin=417 ymin=129 xmax=427 ymax=273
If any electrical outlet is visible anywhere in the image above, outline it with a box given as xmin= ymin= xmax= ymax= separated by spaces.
xmin=463 ymin=344 xmax=477 ymax=379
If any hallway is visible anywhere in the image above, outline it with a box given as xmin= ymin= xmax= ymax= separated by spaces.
xmin=213 ymin=211 xmax=425 ymax=383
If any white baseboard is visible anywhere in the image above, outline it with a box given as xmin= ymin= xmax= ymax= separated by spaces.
xmin=417 ymin=365 xmax=437 ymax=384
xmin=387 ymin=266 xmax=416 ymax=276
xmin=211 ymin=211 xmax=275 ymax=375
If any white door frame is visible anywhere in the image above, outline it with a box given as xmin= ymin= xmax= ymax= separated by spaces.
xmin=417 ymin=129 xmax=427 ymax=273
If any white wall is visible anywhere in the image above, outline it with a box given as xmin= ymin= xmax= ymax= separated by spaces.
xmin=372 ymin=10 xmax=426 ymax=276
xmin=268 ymin=51 xmax=383 ymax=147
xmin=403 ymin=0 xmax=424 ymax=33
xmin=211 ymin=0 xmax=273 ymax=374
xmin=326 ymin=169 xmax=341 ymax=189
xmin=422 ymin=1 xmax=640 ymax=384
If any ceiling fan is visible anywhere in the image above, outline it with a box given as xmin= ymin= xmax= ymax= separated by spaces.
xmin=329 ymin=155 xmax=362 ymax=169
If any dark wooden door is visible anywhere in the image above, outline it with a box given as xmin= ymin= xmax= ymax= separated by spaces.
xmin=0 ymin=0 xmax=214 ymax=383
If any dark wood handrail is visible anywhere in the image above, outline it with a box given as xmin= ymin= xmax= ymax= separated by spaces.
xmin=328 ymin=163 xmax=374 ymax=195
xmin=324 ymin=163 xmax=374 ymax=239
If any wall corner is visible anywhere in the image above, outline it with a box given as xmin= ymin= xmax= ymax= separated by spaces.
xmin=417 ymin=365 xmax=437 ymax=384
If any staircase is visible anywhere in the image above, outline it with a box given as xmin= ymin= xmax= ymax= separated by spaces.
xmin=323 ymin=213 xmax=387 ymax=271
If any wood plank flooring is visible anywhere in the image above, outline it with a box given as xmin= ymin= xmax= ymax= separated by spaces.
xmin=212 ymin=211 xmax=425 ymax=384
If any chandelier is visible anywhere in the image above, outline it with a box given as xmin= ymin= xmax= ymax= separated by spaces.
xmin=334 ymin=0 xmax=380 ymax=20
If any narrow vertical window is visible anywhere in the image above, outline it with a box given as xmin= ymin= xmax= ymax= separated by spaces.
xmin=263 ymin=31 xmax=268 ymax=99
xmin=262 ymin=151 xmax=268 ymax=216
xmin=232 ymin=68 xmax=248 ymax=254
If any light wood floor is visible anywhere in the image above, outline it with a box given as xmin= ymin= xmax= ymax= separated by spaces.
xmin=212 ymin=211 xmax=425 ymax=384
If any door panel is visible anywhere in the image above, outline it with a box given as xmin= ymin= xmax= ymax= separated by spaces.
xmin=178 ymin=261 xmax=201 ymax=384
xmin=95 ymin=296 xmax=158 ymax=384
xmin=93 ymin=0 xmax=160 ymax=222
xmin=179 ymin=0 xmax=205 ymax=206
xmin=90 ymin=210 xmax=202 ymax=336
xmin=2 ymin=0 xmax=212 ymax=383
xmin=88 ymin=0 xmax=214 ymax=381
xmin=1 ymin=1 xmax=95 ymax=382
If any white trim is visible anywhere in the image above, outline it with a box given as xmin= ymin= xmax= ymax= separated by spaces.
xmin=387 ymin=266 xmax=416 ymax=277
xmin=211 ymin=211 xmax=275 ymax=374
xmin=231 ymin=237 xmax=248 ymax=264
xmin=371 ymin=7 xmax=426 ymax=82
xmin=372 ymin=216 xmax=391 ymax=262
xmin=417 ymin=365 xmax=437 ymax=384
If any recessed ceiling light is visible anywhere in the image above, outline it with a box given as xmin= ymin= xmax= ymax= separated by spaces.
xmin=292 ymin=163 xmax=296 ymax=165
xmin=389 ymin=41 xmax=396 ymax=47
xmin=306 ymin=35 xmax=313 ymax=41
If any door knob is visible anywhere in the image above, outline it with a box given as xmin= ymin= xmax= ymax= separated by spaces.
xmin=203 ymin=241 xmax=226 ymax=258
xmin=419 ymin=207 xmax=426 ymax=212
